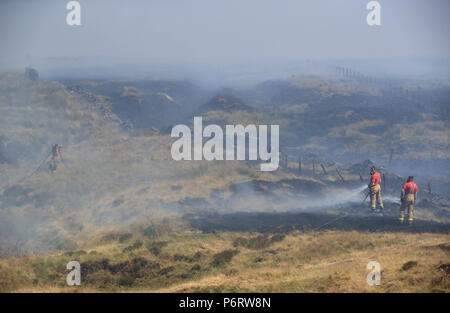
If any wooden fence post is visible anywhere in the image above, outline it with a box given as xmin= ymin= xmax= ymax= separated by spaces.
xmin=320 ymin=163 xmax=327 ymax=175
xmin=336 ymin=168 xmax=345 ymax=183
xmin=312 ymin=159 xmax=316 ymax=176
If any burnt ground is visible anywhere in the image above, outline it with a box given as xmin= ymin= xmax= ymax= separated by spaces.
xmin=184 ymin=211 xmax=450 ymax=234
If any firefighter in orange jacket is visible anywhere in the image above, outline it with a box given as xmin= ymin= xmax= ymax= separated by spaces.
xmin=369 ymin=166 xmax=384 ymax=213
xmin=400 ymin=176 xmax=418 ymax=224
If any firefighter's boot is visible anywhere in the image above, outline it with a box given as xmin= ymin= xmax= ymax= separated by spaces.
xmin=399 ymin=210 xmax=405 ymax=224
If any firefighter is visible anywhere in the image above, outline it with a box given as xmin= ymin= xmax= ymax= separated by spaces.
xmin=399 ymin=176 xmax=418 ymax=224
xmin=49 ymin=144 xmax=62 ymax=171
xmin=368 ymin=166 xmax=383 ymax=213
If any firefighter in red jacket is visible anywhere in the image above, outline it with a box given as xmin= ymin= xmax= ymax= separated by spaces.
xmin=49 ymin=144 xmax=62 ymax=171
xmin=400 ymin=176 xmax=418 ymax=224
xmin=369 ymin=166 xmax=384 ymax=213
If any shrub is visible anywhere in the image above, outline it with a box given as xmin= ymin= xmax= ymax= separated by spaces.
xmin=118 ymin=233 xmax=132 ymax=243
xmin=233 ymin=234 xmax=285 ymax=250
xmin=401 ymin=261 xmax=418 ymax=271
xmin=118 ymin=276 xmax=134 ymax=287
xmin=146 ymin=241 xmax=168 ymax=256
xmin=142 ymin=221 xmax=172 ymax=239
xmin=211 ymin=249 xmax=239 ymax=267
xmin=122 ymin=240 xmax=143 ymax=253
xmin=158 ymin=266 xmax=175 ymax=276
xmin=173 ymin=251 xmax=202 ymax=263
xmin=81 ymin=257 xmax=161 ymax=285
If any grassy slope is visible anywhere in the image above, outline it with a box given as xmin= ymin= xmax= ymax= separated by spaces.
xmin=0 ymin=74 xmax=325 ymax=255
xmin=263 ymin=75 xmax=450 ymax=161
xmin=1 ymin=220 xmax=448 ymax=292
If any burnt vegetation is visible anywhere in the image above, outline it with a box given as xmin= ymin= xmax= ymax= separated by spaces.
xmin=186 ymin=212 xmax=450 ymax=234
xmin=0 ymin=70 xmax=449 ymax=292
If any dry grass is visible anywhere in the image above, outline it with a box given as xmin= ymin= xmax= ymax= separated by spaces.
xmin=1 ymin=226 xmax=448 ymax=293
xmin=149 ymin=231 xmax=450 ymax=293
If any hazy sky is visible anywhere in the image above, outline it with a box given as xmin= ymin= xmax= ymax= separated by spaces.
xmin=1 ymin=0 xmax=449 ymax=67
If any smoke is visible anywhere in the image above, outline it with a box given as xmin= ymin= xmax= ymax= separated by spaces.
xmin=294 ymin=184 xmax=368 ymax=210
xmin=211 ymin=180 xmax=369 ymax=215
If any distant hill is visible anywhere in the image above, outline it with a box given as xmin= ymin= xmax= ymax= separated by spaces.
xmin=246 ymin=75 xmax=450 ymax=165
xmin=198 ymin=93 xmax=254 ymax=114
xmin=61 ymin=79 xmax=207 ymax=130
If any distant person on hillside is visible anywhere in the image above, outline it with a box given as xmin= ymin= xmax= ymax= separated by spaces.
xmin=399 ymin=176 xmax=418 ymax=225
xmin=368 ymin=166 xmax=383 ymax=213
xmin=49 ymin=144 xmax=62 ymax=171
